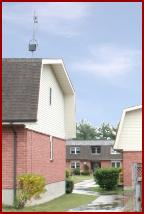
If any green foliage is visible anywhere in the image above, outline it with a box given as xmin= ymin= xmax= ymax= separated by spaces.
xmin=76 ymin=120 xmax=118 ymax=140
xmin=81 ymin=164 xmax=90 ymax=175
xmin=65 ymin=169 xmax=70 ymax=178
xmin=72 ymin=168 xmax=80 ymax=175
xmin=15 ymin=174 xmax=46 ymax=208
xmin=96 ymin=123 xmax=118 ymax=140
xmin=76 ymin=120 xmax=97 ymax=140
xmin=94 ymin=168 xmax=120 ymax=190
xmin=65 ymin=179 xmax=74 ymax=194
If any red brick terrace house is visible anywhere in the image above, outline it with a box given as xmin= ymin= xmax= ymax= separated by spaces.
xmin=114 ymin=105 xmax=142 ymax=189
xmin=66 ymin=140 xmax=122 ymax=172
xmin=2 ymin=58 xmax=76 ymax=205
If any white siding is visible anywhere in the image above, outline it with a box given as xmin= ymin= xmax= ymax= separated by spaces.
xmin=64 ymin=95 xmax=76 ymax=139
xmin=26 ymin=64 xmax=65 ymax=139
xmin=115 ymin=109 xmax=142 ymax=151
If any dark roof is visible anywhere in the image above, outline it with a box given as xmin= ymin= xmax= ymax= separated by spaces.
xmin=2 ymin=58 xmax=42 ymax=122
xmin=66 ymin=140 xmax=114 ymax=146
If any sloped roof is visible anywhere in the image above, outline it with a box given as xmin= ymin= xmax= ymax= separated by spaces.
xmin=114 ymin=105 xmax=142 ymax=150
xmin=2 ymin=58 xmax=75 ymax=123
xmin=2 ymin=58 xmax=42 ymax=122
xmin=66 ymin=140 xmax=114 ymax=146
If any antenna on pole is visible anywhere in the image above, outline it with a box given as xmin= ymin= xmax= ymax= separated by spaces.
xmin=29 ymin=11 xmax=38 ymax=57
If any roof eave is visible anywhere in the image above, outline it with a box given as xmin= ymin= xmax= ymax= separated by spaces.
xmin=42 ymin=59 xmax=75 ymax=95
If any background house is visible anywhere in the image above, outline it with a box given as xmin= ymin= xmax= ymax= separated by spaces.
xmin=2 ymin=58 xmax=76 ymax=205
xmin=66 ymin=140 xmax=122 ymax=172
xmin=114 ymin=105 xmax=142 ymax=189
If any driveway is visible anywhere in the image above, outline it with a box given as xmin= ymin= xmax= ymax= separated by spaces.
xmin=69 ymin=179 xmax=125 ymax=212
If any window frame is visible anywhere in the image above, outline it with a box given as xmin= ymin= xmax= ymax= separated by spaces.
xmin=111 ymin=147 xmax=120 ymax=154
xmin=91 ymin=146 xmax=101 ymax=154
xmin=70 ymin=161 xmax=80 ymax=169
xmin=70 ymin=147 xmax=80 ymax=155
xmin=111 ymin=160 xmax=121 ymax=168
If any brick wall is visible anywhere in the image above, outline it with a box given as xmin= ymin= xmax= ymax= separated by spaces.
xmin=66 ymin=160 xmax=91 ymax=171
xmin=26 ymin=129 xmax=65 ymax=184
xmin=101 ymin=160 xmax=111 ymax=168
xmin=2 ymin=126 xmax=65 ymax=189
xmin=2 ymin=126 xmax=27 ymax=188
xmin=123 ymin=151 xmax=142 ymax=187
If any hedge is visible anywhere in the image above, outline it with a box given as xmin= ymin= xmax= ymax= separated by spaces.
xmin=65 ymin=179 xmax=74 ymax=194
xmin=94 ymin=168 xmax=120 ymax=190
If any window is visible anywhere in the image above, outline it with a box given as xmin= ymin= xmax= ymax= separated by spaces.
xmin=70 ymin=147 xmax=80 ymax=154
xmin=70 ymin=147 xmax=75 ymax=154
xmin=111 ymin=161 xmax=121 ymax=168
xmin=76 ymin=162 xmax=80 ymax=168
xmin=111 ymin=147 xmax=120 ymax=154
xmin=76 ymin=147 xmax=80 ymax=154
xmin=50 ymin=136 xmax=53 ymax=161
xmin=49 ymin=88 xmax=52 ymax=105
xmin=91 ymin=146 xmax=101 ymax=154
xmin=70 ymin=161 xmax=80 ymax=169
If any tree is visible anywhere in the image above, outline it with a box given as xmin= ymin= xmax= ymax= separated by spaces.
xmin=75 ymin=120 xmax=118 ymax=140
xmin=96 ymin=123 xmax=118 ymax=140
xmin=76 ymin=120 xmax=97 ymax=140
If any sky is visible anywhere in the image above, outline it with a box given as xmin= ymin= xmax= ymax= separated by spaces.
xmin=2 ymin=2 xmax=142 ymax=127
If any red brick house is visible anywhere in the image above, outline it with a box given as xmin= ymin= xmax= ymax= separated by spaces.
xmin=66 ymin=140 xmax=122 ymax=172
xmin=2 ymin=58 xmax=76 ymax=205
xmin=114 ymin=105 xmax=142 ymax=189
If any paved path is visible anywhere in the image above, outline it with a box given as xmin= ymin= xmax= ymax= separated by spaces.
xmin=69 ymin=179 xmax=125 ymax=212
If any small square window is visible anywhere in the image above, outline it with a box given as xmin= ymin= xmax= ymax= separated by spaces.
xmin=111 ymin=161 xmax=121 ymax=168
xmin=70 ymin=147 xmax=80 ymax=154
xmin=91 ymin=146 xmax=101 ymax=154
xmin=70 ymin=147 xmax=75 ymax=154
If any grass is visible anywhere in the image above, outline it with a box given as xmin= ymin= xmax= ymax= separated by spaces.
xmin=71 ymin=174 xmax=93 ymax=184
xmin=89 ymin=186 xmax=124 ymax=195
xmin=3 ymin=193 xmax=96 ymax=212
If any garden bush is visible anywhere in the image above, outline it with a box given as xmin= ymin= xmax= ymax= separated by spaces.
xmin=94 ymin=168 xmax=120 ymax=190
xmin=81 ymin=164 xmax=90 ymax=175
xmin=65 ymin=179 xmax=74 ymax=194
xmin=65 ymin=169 xmax=70 ymax=178
xmin=72 ymin=168 xmax=80 ymax=175
xmin=15 ymin=174 xmax=46 ymax=208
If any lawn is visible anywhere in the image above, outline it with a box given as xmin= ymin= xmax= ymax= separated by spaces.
xmin=3 ymin=193 xmax=96 ymax=212
xmin=71 ymin=174 xmax=93 ymax=184
xmin=89 ymin=186 xmax=124 ymax=195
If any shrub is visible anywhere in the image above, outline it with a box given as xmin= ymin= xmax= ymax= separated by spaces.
xmin=81 ymin=164 xmax=90 ymax=175
xmin=94 ymin=168 xmax=120 ymax=190
xmin=65 ymin=169 xmax=70 ymax=178
xmin=72 ymin=168 xmax=80 ymax=175
xmin=81 ymin=170 xmax=90 ymax=175
xmin=15 ymin=174 xmax=46 ymax=208
xmin=65 ymin=179 xmax=74 ymax=194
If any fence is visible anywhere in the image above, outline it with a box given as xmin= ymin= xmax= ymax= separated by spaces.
xmin=132 ymin=163 xmax=142 ymax=212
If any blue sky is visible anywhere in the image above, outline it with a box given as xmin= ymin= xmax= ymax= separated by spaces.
xmin=2 ymin=2 xmax=142 ymax=127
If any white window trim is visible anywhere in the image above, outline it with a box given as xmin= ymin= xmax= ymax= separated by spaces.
xmin=111 ymin=147 xmax=120 ymax=154
xmin=111 ymin=160 xmax=121 ymax=168
xmin=91 ymin=146 xmax=101 ymax=154
xmin=70 ymin=147 xmax=80 ymax=154
xmin=70 ymin=161 xmax=80 ymax=169
xmin=50 ymin=135 xmax=53 ymax=161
